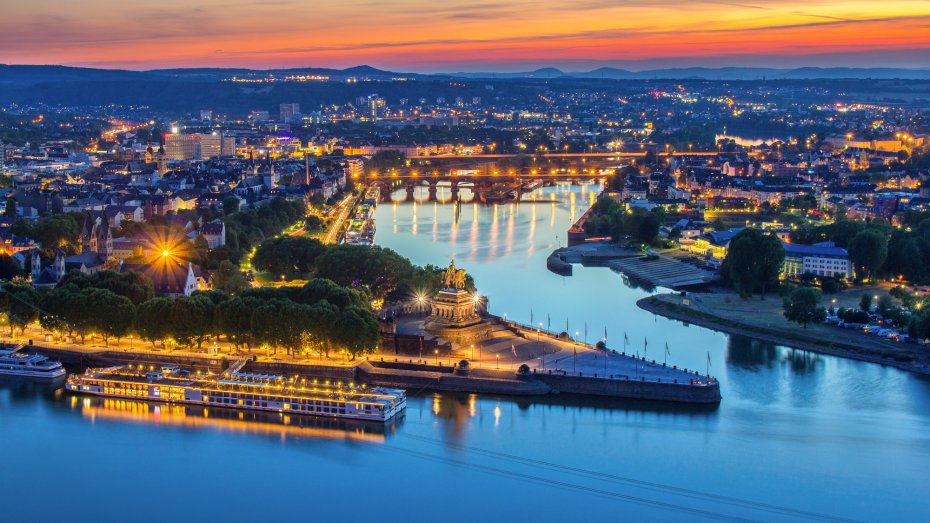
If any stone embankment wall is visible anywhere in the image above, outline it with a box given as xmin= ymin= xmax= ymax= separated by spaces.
xmin=32 ymin=344 xmax=720 ymax=404
xmin=536 ymin=372 xmax=721 ymax=403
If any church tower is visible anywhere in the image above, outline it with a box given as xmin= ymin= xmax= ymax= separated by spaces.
xmin=30 ymin=249 xmax=41 ymax=282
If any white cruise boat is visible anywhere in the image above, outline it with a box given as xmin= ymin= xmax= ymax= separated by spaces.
xmin=0 ymin=345 xmax=67 ymax=379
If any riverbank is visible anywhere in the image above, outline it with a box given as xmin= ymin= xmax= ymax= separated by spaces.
xmin=638 ymin=293 xmax=930 ymax=376
xmin=26 ymin=338 xmax=721 ymax=405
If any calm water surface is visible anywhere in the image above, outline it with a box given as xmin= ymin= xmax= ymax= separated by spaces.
xmin=2 ymin=182 xmax=929 ymax=522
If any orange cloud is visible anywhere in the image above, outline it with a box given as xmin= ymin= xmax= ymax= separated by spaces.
xmin=1 ymin=0 xmax=928 ymax=69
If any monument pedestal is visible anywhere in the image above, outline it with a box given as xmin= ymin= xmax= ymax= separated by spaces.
xmin=424 ymin=288 xmax=490 ymax=346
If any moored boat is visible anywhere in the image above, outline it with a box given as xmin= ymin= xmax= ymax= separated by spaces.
xmin=0 ymin=344 xmax=66 ymax=380
xmin=66 ymin=364 xmax=406 ymax=422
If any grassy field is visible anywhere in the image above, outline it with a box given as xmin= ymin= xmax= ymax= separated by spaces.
xmin=640 ymin=284 xmax=930 ymax=373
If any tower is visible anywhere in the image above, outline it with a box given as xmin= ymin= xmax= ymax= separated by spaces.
xmin=30 ymin=249 xmax=41 ymax=281
xmin=156 ymin=144 xmax=167 ymax=175
xmin=52 ymin=251 xmax=65 ymax=281
xmin=300 ymin=153 xmax=312 ymax=186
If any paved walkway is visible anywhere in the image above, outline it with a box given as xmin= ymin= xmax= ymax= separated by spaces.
xmin=393 ymin=316 xmax=711 ymax=382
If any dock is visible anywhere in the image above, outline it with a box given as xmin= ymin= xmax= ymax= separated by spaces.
xmin=29 ymin=334 xmax=721 ymax=405
xmin=607 ymin=254 xmax=717 ymax=289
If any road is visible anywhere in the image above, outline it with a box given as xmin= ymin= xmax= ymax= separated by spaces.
xmin=321 ymin=194 xmax=357 ymax=245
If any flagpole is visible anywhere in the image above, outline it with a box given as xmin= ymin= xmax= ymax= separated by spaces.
xmin=601 ymin=330 xmax=608 ymax=376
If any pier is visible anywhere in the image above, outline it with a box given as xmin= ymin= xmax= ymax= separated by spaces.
xmin=26 ymin=327 xmax=720 ymax=405
xmin=607 ymin=254 xmax=717 ymax=289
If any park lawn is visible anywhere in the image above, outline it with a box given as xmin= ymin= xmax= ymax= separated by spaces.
xmin=679 ymin=284 xmax=907 ymax=352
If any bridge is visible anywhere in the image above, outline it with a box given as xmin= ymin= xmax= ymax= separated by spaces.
xmin=357 ymin=150 xmax=736 ymax=202
xmin=406 ymin=151 xmax=720 ymax=160
xmin=360 ymin=168 xmax=605 ymax=203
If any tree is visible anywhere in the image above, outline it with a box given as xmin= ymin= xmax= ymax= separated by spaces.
xmin=783 ymin=287 xmax=826 ymax=327
xmin=332 ymin=305 xmax=381 ymax=358
xmin=304 ymin=215 xmax=324 ymax=232
xmin=859 ymin=294 xmax=872 ymax=312
xmin=11 ymin=214 xmax=83 ymax=253
xmin=848 ymin=229 xmax=888 ymax=281
xmin=218 ymin=296 xmax=260 ymax=351
xmin=303 ymin=300 xmax=339 ymax=358
xmin=252 ymin=236 xmax=324 ymax=277
xmin=4 ymin=198 xmax=16 ymax=218
xmin=725 ymin=229 xmax=785 ymax=299
xmin=94 ymin=290 xmax=135 ymax=345
xmin=296 ymin=278 xmax=369 ymax=310
xmin=135 ymin=298 xmax=174 ymax=348
xmin=169 ymin=296 xmax=215 ymax=350
xmin=0 ymin=283 xmax=38 ymax=335
xmin=908 ymin=309 xmax=930 ymax=341
xmin=315 ymin=245 xmax=413 ymax=299
xmin=252 ymin=301 xmax=286 ymax=353
xmin=210 ymin=260 xmax=249 ymax=294
xmin=222 ymin=196 xmax=241 ymax=215
xmin=85 ymin=270 xmax=155 ymax=305
xmin=0 ymin=254 xmax=22 ymax=280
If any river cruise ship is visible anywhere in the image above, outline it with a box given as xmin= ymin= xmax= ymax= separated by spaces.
xmin=0 ymin=345 xmax=66 ymax=379
xmin=66 ymin=365 xmax=406 ymax=422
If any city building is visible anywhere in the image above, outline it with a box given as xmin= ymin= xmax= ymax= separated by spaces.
xmin=782 ymin=241 xmax=853 ymax=279
xmin=280 ymin=103 xmax=300 ymax=122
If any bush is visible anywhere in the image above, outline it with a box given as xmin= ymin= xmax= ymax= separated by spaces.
xmin=837 ymin=307 xmax=869 ymax=324
xmin=783 ymin=287 xmax=826 ymax=327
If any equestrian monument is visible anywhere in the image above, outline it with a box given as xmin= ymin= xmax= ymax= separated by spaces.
xmin=424 ymin=260 xmax=491 ymax=345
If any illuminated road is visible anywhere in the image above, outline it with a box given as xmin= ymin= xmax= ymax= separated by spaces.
xmin=322 ymin=193 xmax=356 ymax=245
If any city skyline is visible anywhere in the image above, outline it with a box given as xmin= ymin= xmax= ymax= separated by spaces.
xmin=2 ymin=0 xmax=930 ymax=71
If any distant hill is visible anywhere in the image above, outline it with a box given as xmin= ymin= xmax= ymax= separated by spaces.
xmin=452 ymin=66 xmax=930 ymax=80
xmin=3 ymin=64 xmax=930 ymax=87
xmin=0 ymin=64 xmax=157 ymax=85
xmin=0 ymin=64 xmax=423 ymax=86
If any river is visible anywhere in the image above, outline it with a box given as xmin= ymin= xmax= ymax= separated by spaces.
xmin=2 ymin=182 xmax=929 ymax=522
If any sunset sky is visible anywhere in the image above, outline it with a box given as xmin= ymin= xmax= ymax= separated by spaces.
xmin=3 ymin=0 xmax=930 ymax=71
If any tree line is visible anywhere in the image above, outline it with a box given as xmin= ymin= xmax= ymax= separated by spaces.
xmin=790 ymin=216 xmax=930 ymax=283
xmin=252 ymin=238 xmax=474 ymax=301
xmin=583 ymin=196 xmax=661 ymax=245
xmin=0 ymin=271 xmax=381 ymax=359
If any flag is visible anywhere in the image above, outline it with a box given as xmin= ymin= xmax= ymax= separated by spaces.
xmin=547 ymin=314 xmax=551 ymax=331
xmin=624 ymin=332 xmax=629 ymax=344
xmin=604 ymin=327 xmax=608 ymax=341
xmin=512 ymin=344 xmax=517 ymax=357
xmin=665 ymin=342 xmax=670 ymax=356
xmin=530 ymin=309 xmax=534 ymax=325
xmin=707 ymin=352 xmax=712 ymax=366
xmin=584 ymin=322 xmax=588 ymax=338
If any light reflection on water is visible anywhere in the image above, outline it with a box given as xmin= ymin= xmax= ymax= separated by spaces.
xmin=2 ymin=181 xmax=930 ymax=521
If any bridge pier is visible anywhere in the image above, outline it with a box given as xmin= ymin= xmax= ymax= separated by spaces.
xmin=379 ymin=184 xmax=392 ymax=201
xmin=405 ymin=182 xmax=415 ymax=201
xmin=427 ymin=180 xmax=438 ymax=202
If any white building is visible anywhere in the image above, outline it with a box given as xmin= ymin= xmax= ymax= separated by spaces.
xmin=782 ymin=241 xmax=853 ymax=279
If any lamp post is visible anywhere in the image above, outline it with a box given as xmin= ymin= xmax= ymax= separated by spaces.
xmin=574 ymin=331 xmax=579 ymax=373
